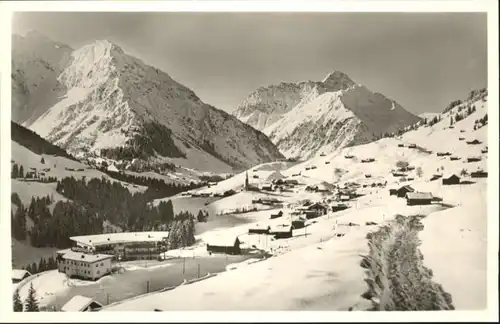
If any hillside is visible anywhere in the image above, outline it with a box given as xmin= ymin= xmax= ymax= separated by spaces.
xmin=13 ymin=33 xmax=284 ymax=172
xmin=233 ymin=71 xmax=421 ymax=159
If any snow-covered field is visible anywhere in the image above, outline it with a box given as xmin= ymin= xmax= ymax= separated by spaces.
xmin=101 ymin=95 xmax=490 ymax=311
xmin=11 ymin=92 xmax=491 ymax=312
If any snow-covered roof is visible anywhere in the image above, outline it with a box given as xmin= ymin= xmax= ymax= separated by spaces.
xmin=406 ymin=192 xmax=433 ymax=200
xmin=70 ymin=231 xmax=169 ymax=247
xmin=107 ymin=164 xmax=119 ymax=172
xmin=248 ymin=223 xmax=270 ymax=230
xmin=204 ymin=234 xmax=239 ymax=247
xmin=270 ymin=224 xmax=292 ymax=233
xmin=61 ymin=295 xmax=103 ymax=312
xmin=60 ymin=251 xmax=114 ymax=263
xmin=12 ymin=269 xmax=31 ymax=280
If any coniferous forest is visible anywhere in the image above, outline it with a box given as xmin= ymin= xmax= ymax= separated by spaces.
xmin=12 ymin=176 xmax=203 ymax=250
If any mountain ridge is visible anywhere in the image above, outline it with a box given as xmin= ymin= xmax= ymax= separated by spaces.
xmin=12 ymin=33 xmax=284 ymax=172
xmin=233 ymin=71 xmax=421 ymax=159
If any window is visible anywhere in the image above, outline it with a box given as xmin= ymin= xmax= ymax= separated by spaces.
xmin=96 ymin=264 xmax=98 ymax=268
xmin=97 ymin=270 xmax=100 ymax=275
xmin=100 ymin=262 xmax=104 ymax=266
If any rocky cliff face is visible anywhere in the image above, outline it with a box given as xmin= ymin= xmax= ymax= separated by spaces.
xmin=12 ymin=34 xmax=284 ymax=171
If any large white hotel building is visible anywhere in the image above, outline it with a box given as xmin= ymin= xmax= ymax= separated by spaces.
xmin=57 ymin=231 xmax=169 ymax=280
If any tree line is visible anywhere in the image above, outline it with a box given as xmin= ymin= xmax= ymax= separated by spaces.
xmin=11 ymin=121 xmax=77 ymax=161
xmin=98 ymin=168 xmax=203 ymax=200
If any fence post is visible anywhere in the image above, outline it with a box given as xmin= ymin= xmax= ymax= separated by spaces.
xmin=197 ymin=264 xmax=200 ymax=278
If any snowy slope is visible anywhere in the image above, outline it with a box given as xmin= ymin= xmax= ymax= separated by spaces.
xmin=14 ymin=34 xmax=283 ymax=171
xmin=11 ymin=31 xmax=73 ymax=123
xmin=234 ymin=71 xmax=420 ymax=159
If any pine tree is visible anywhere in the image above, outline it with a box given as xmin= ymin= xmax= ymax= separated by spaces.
xmin=12 ymin=163 xmax=19 ymax=178
xmin=40 ymin=157 xmax=45 ymax=164
xmin=24 ymin=283 xmax=39 ymax=312
xmin=19 ymin=165 xmax=24 ymax=178
xmin=13 ymin=289 xmax=23 ymax=312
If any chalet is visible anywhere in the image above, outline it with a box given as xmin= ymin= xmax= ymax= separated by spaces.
xmin=392 ymin=171 xmax=407 ymax=177
xmin=310 ymin=166 xmax=317 ymax=170
xmin=291 ymin=217 xmax=306 ymax=229
xmin=331 ymin=203 xmax=349 ymax=212
xmin=361 ymin=158 xmax=375 ymax=163
xmin=466 ymin=139 xmax=482 ymax=145
xmin=365 ymin=174 xmax=372 ymax=178
xmin=459 ymin=137 xmax=465 ymax=141
xmin=405 ymin=192 xmax=433 ymax=206
xmin=408 ymin=144 xmax=417 ymax=148
xmin=450 ymin=156 xmax=460 ymax=161
xmin=325 ymin=161 xmax=330 ymax=165
xmin=270 ymin=210 xmax=284 ymax=219
xmin=270 ymin=224 xmax=293 ymax=239
xmin=471 ymin=170 xmax=488 ymax=178
xmin=481 ymin=147 xmax=488 ymax=154
xmin=199 ymin=193 xmax=211 ymax=198
xmin=305 ymin=167 xmax=311 ymax=171
xmin=396 ymin=185 xmax=415 ymax=198
xmin=398 ymin=144 xmax=404 ymax=147
xmin=442 ymin=174 xmax=460 ymax=185
xmin=389 ymin=189 xmax=398 ymax=196
xmin=467 ymin=157 xmax=482 ymax=163
xmin=284 ymin=179 xmax=299 ymax=186
xmin=344 ymin=154 xmax=354 ymax=159
xmin=248 ymin=224 xmax=271 ymax=235
xmin=12 ymin=269 xmax=31 ymax=284
xmin=437 ymin=152 xmax=452 ymax=157
xmin=320 ymin=152 xmax=326 ymax=157
xmin=253 ymin=175 xmax=259 ymax=179
xmin=61 ymin=295 xmax=103 ymax=312
xmin=205 ymin=236 xmax=241 ymax=255
xmin=303 ymin=203 xmax=328 ymax=219
xmin=460 ymin=129 xmax=465 ymax=133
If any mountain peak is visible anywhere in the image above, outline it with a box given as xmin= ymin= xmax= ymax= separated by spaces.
xmin=82 ymin=39 xmax=125 ymax=55
xmin=321 ymin=70 xmax=356 ymax=89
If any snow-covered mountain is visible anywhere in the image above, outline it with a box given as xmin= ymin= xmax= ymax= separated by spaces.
xmin=12 ymin=33 xmax=284 ymax=172
xmin=233 ymin=71 xmax=421 ymax=159
xmin=11 ymin=31 xmax=73 ymax=123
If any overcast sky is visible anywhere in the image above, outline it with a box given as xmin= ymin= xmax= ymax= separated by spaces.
xmin=12 ymin=12 xmax=487 ymax=114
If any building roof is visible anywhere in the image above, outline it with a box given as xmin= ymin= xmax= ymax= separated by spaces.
xmin=12 ymin=269 xmax=31 ymax=280
xmin=70 ymin=231 xmax=169 ymax=247
xmin=398 ymin=185 xmax=415 ymax=192
xmin=61 ymin=295 xmax=103 ymax=312
xmin=60 ymin=251 xmax=114 ymax=263
xmin=270 ymin=224 xmax=293 ymax=233
xmin=406 ymin=192 xmax=433 ymax=200
xmin=443 ymin=173 xmax=460 ymax=179
xmin=248 ymin=223 xmax=270 ymax=230
xmin=204 ymin=234 xmax=239 ymax=247
xmin=307 ymin=202 xmax=328 ymax=210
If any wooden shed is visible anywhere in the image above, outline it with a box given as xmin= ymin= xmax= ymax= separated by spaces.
xmin=405 ymin=192 xmax=433 ymax=206
xmin=205 ymin=236 xmax=241 ymax=255
xmin=396 ymin=185 xmax=415 ymax=198
xmin=442 ymin=174 xmax=461 ymax=185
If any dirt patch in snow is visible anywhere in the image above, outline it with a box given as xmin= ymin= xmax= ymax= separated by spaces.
xmin=358 ymin=214 xmax=455 ymax=311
